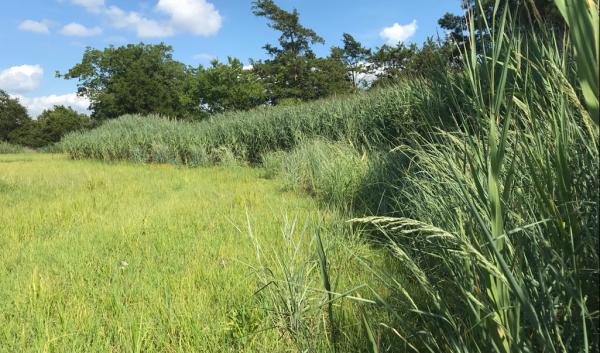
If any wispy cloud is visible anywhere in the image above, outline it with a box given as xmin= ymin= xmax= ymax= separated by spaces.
xmin=193 ymin=53 xmax=216 ymax=62
xmin=11 ymin=93 xmax=90 ymax=117
xmin=71 ymin=0 xmax=105 ymax=13
xmin=18 ymin=20 xmax=51 ymax=34
xmin=60 ymin=22 xmax=103 ymax=37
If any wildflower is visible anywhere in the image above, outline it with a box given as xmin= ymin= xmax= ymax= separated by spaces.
xmin=119 ymin=260 xmax=129 ymax=270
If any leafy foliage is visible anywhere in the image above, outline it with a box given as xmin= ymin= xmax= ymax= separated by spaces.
xmin=0 ymin=90 xmax=30 ymax=142
xmin=251 ymin=0 xmax=352 ymax=103
xmin=196 ymin=58 xmax=268 ymax=114
xmin=60 ymin=43 xmax=190 ymax=121
xmin=338 ymin=33 xmax=372 ymax=88
xmin=8 ymin=105 xmax=92 ymax=148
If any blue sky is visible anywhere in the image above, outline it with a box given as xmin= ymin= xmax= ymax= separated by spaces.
xmin=0 ymin=0 xmax=462 ymax=116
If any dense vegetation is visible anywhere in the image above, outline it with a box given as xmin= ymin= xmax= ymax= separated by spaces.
xmin=58 ymin=1 xmax=599 ymax=351
xmin=0 ymin=91 xmax=92 ymax=149
xmin=2 ymin=0 xmax=598 ymax=351
xmin=1 ymin=154 xmax=398 ymax=352
xmin=0 ymin=140 xmax=26 ymax=154
xmin=61 ymin=82 xmax=442 ymax=165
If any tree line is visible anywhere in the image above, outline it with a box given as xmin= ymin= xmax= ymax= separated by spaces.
xmin=0 ymin=0 xmax=562 ymax=148
xmin=0 ymin=92 xmax=92 ymax=148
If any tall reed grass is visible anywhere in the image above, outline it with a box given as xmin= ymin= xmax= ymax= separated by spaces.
xmin=351 ymin=2 xmax=599 ymax=352
xmin=60 ymin=81 xmax=446 ymax=165
xmin=262 ymin=139 xmax=406 ymax=215
xmin=0 ymin=141 xmax=26 ymax=154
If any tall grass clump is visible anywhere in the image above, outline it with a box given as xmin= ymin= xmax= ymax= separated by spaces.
xmin=61 ymin=80 xmax=445 ymax=166
xmin=352 ymin=2 xmax=599 ymax=352
xmin=262 ymin=139 xmax=407 ymax=215
xmin=0 ymin=141 xmax=26 ymax=154
xmin=245 ymin=214 xmax=402 ymax=352
xmin=247 ymin=216 xmax=334 ymax=352
xmin=61 ymin=115 xmax=213 ymax=166
xmin=267 ymin=139 xmax=370 ymax=209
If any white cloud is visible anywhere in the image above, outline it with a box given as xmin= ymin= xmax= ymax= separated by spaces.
xmin=60 ymin=22 xmax=103 ymax=37
xmin=105 ymin=5 xmax=174 ymax=38
xmin=18 ymin=20 xmax=50 ymax=34
xmin=242 ymin=64 xmax=253 ymax=71
xmin=156 ymin=0 xmax=222 ymax=36
xmin=380 ymin=20 xmax=418 ymax=45
xmin=12 ymin=93 xmax=90 ymax=117
xmin=351 ymin=61 xmax=379 ymax=88
xmin=0 ymin=65 xmax=44 ymax=94
xmin=71 ymin=0 xmax=105 ymax=12
xmin=68 ymin=0 xmax=221 ymax=38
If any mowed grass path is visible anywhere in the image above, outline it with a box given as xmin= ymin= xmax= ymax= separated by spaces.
xmin=0 ymin=154 xmax=380 ymax=352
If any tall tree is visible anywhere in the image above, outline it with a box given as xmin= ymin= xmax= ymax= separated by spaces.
xmin=37 ymin=106 xmax=92 ymax=144
xmin=0 ymin=90 xmax=30 ymax=142
xmin=406 ymin=37 xmax=453 ymax=77
xmin=60 ymin=43 xmax=189 ymax=121
xmin=251 ymin=0 xmax=350 ymax=102
xmin=339 ymin=33 xmax=371 ymax=88
xmin=369 ymin=43 xmax=417 ymax=87
xmin=196 ymin=57 xmax=268 ymax=114
xmin=311 ymin=48 xmax=354 ymax=97
xmin=252 ymin=0 xmax=324 ymax=57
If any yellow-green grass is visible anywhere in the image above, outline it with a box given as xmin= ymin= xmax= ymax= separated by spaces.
xmin=0 ymin=153 xmax=387 ymax=352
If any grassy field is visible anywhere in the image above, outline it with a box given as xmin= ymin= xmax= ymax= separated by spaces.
xmin=0 ymin=153 xmax=392 ymax=352
xmin=3 ymin=2 xmax=598 ymax=351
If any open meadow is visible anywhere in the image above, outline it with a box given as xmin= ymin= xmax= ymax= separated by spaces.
xmin=0 ymin=153 xmax=396 ymax=352
xmin=1 ymin=0 xmax=598 ymax=351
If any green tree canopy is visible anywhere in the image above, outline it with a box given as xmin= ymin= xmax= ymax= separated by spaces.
xmin=252 ymin=0 xmax=324 ymax=57
xmin=8 ymin=105 xmax=92 ymax=148
xmin=369 ymin=43 xmax=417 ymax=87
xmin=339 ymin=33 xmax=371 ymax=88
xmin=251 ymin=0 xmax=350 ymax=103
xmin=406 ymin=38 xmax=454 ymax=78
xmin=37 ymin=106 xmax=92 ymax=144
xmin=0 ymin=90 xmax=30 ymax=142
xmin=60 ymin=43 xmax=190 ymax=121
xmin=196 ymin=58 xmax=268 ymax=114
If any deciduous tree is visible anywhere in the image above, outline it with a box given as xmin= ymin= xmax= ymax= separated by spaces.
xmin=196 ymin=58 xmax=267 ymax=113
xmin=8 ymin=105 xmax=91 ymax=147
xmin=0 ymin=90 xmax=30 ymax=142
xmin=60 ymin=43 xmax=189 ymax=121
